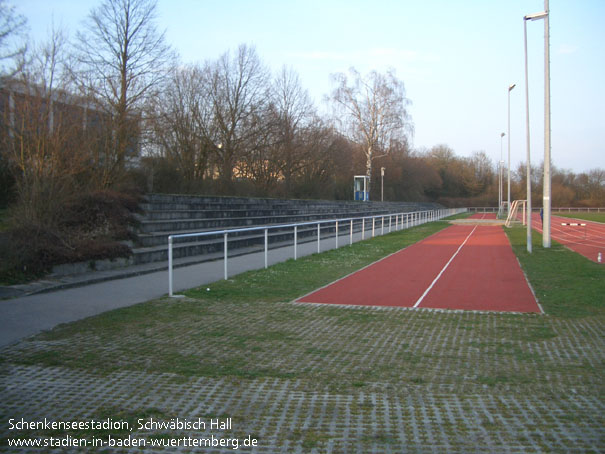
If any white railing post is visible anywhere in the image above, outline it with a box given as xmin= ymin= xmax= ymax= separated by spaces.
xmin=264 ymin=229 xmax=268 ymax=269
xmin=382 ymin=216 xmax=385 ymax=235
xmin=372 ymin=217 xmax=375 ymax=237
xmin=362 ymin=218 xmax=365 ymax=240
xmin=350 ymin=219 xmax=353 ymax=245
xmin=168 ymin=236 xmax=173 ymax=297
xmin=317 ymin=223 xmax=321 ymax=253
xmin=223 ymin=233 xmax=228 ymax=280
xmin=335 ymin=221 xmax=339 ymax=249
xmin=294 ymin=225 xmax=298 ymax=260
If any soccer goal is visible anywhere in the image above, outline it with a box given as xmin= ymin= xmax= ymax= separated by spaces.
xmin=505 ymin=200 xmax=527 ymax=227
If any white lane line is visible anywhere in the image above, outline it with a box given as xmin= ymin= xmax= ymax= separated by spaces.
xmin=413 ymin=225 xmax=478 ymax=308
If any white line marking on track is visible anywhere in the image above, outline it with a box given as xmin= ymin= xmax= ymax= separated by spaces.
xmin=413 ymin=225 xmax=478 ymax=308
xmin=294 ymin=226 xmax=457 ymax=304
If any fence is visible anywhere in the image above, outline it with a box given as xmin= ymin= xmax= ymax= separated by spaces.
xmin=551 ymin=207 xmax=604 ymax=213
xmin=469 ymin=206 xmax=604 ymax=213
xmin=168 ymin=208 xmax=466 ymax=296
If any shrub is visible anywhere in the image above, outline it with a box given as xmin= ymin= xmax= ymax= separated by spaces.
xmin=0 ymin=190 xmax=141 ymax=284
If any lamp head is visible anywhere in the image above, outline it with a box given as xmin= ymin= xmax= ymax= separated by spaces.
xmin=509 ymin=83 xmax=516 ymax=91
xmin=524 ymin=11 xmax=548 ymax=21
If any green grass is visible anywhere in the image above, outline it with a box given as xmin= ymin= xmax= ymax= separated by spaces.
xmin=504 ymin=226 xmax=605 ymax=318
xmin=554 ymin=211 xmax=605 ymax=223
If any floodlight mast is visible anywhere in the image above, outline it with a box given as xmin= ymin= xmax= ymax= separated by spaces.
xmin=543 ymin=1 xmax=551 ymax=249
xmin=523 ymin=14 xmax=534 ymax=253
xmin=523 ymin=2 xmax=551 ymax=252
xmin=507 ymin=83 xmax=516 ymax=212
xmin=499 ymin=133 xmax=505 ymax=216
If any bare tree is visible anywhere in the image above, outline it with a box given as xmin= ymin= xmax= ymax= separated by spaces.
xmin=2 ymin=28 xmax=89 ymax=225
xmin=270 ymin=66 xmax=315 ymax=196
xmin=149 ymin=64 xmax=214 ymax=191
xmin=465 ymin=151 xmax=494 ymax=196
xmin=208 ymin=44 xmax=269 ymax=192
xmin=0 ymin=0 xmax=27 ymax=76
xmin=296 ymin=119 xmax=345 ymax=198
xmin=235 ymin=105 xmax=281 ymax=194
xmin=73 ymin=0 xmax=173 ymax=187
xmin=329 ymin=67 xmax=412 ymax=199
xmin=27 ymin=26 xmax=72 ymax=94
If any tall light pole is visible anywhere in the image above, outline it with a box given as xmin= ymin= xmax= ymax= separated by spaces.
xmin=524 ymin=8 xmax=548 ymax=254
xmin=507 ymin=83 xmax=516 ymax=212
xmin=499 ymin=132 xmax=505 ymax=216
xmin=543 ymin=0 xmax=552 ymax=248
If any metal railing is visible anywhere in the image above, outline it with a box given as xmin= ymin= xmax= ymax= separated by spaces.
xmin=168 ymin=207 xmax=467 ymax=296
xmin=470 ymin=206 xmax=604 ymax=213
xmin=551 ymin=207 xmax=604 ymax=213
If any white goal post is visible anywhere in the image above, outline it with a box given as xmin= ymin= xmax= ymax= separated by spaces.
xmin=505 ymin=200 xmax=527 ymax=227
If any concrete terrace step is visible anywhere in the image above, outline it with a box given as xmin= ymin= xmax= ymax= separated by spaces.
xmin=128 ymin=194 xmax=444 ymax=267
xmin=137 ymin=205 xmax=395 ymax=221
xmin=137 ymin=210 xmax=399 ymax=234
xmin=135 ymin=210 xmax=414 ymax=247
xmin=142 ymin=194 xmax=431 ymax=211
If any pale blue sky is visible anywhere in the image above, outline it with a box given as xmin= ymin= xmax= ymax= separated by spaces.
xmin=15 ymin=0 xmax=605 ymax=173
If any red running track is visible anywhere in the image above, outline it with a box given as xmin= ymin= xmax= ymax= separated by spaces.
xmin=469 ymin=212 xmax=498 ymax=220
xmin=530 ymin=214 xmax=605 ymax=263
xmin=297 ymin=224 xmax=541 ymax=313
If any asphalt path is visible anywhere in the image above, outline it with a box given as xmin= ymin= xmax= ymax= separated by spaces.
xmin=0 ymin=228 xmax=394 ymax=347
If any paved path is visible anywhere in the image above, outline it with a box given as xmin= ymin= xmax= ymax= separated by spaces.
xmin=0 ymin=229 xmax=384 ymax=347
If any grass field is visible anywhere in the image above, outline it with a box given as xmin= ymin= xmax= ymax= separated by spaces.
xmin=1 ymin=217 xmax=604 ymax=452
xmin=505 ymin=226 xmax=604 ymax=318
xmin=554 ymin=211 xmax=605 ymax=223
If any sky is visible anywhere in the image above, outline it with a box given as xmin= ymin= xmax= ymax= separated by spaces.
xmin=14 ymin=0 xmax=605 ymax=174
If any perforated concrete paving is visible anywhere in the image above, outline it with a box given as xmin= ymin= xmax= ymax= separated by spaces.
xmin=1 ymin=300 xmax=604 ymax=453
